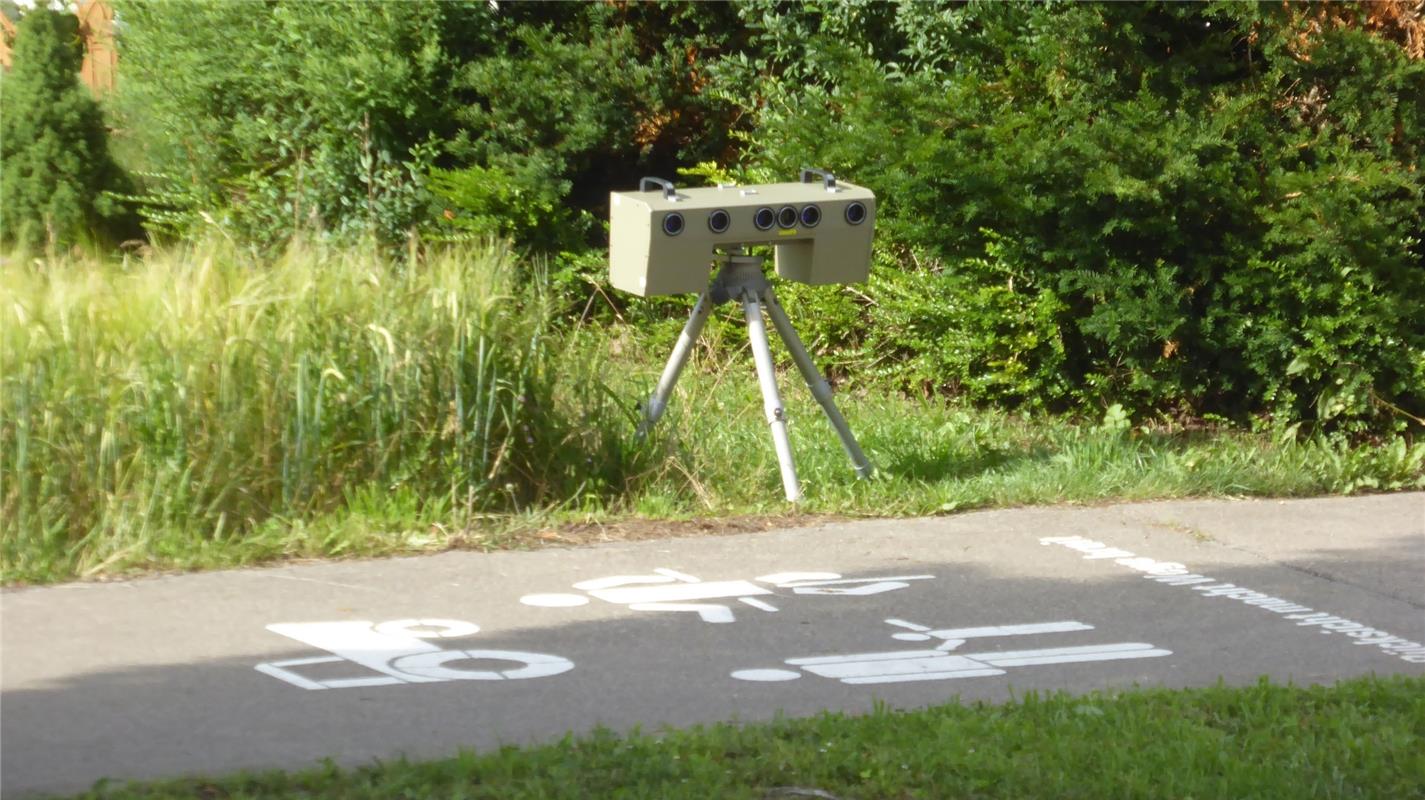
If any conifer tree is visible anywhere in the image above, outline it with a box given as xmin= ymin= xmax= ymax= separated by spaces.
xmin=0 ymin=7 xmax=129 ymax=249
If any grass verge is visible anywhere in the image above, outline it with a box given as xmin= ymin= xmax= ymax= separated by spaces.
xmin=3 ymin=244 xmax=1422 ymax=584
xmin=65 ymin=675 xmax=1425 ymax=799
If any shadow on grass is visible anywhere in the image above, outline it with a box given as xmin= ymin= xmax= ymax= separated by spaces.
xmin=883 ymin=444 xmax=1051 ymax=483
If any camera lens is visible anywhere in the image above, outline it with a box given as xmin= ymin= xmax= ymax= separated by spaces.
xmin=662 ymin=212 xmax=684 ymax=236
xmin=800 ymin=204 xmax=821 ymax=228
xmin=754 ymin=207 xmax=775 ymax=231
xmin=777 ymin=206 xmax=798 ymax=229
xmin=708 ymin=209 xmax=731 ymax=234
xmin=844 ymin=202 xmax=867 ymax=225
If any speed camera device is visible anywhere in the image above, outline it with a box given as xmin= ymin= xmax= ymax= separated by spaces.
xmin=608 ymin=169 xmax=876 ymax=503
xmin=609 ymin=169 xmax=876 ymax=296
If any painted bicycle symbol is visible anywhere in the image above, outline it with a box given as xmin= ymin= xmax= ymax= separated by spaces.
xmin=255 ymin=618 xmax=573 ymax=691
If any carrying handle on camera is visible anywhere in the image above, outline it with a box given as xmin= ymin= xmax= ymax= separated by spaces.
xmin=640 ymin=177 xmax=679 ymax=201
xmin=799 ymin=167 xmax=837 ymax=191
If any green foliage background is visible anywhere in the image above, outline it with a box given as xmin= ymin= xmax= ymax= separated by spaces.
xmin=0 ymin=7 xmax=134 ymax=249
xmin=52 ymin=1 xmax=1425 ymax=433
xmin=728 ymin=1 xmax=1424 ymax=434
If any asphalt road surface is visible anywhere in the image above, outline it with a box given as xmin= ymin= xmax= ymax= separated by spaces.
xmin=4 ymin=493 xmax=1423 ymax=797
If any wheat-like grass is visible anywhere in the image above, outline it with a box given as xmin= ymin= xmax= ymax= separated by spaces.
xmin=0 ymin=240 xmax=635 ymax=581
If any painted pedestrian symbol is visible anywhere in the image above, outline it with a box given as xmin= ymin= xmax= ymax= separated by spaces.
xmin=255 ymin=618 xmax=574 ymax=690
xmin=520 ymin=568 xmax=934 ymax=623
xmin=731 ymin=618 xmax=1172 ymax=684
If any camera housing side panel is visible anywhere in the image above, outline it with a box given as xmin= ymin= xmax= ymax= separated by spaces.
xmin=610 ymin=192 xmax=720 ymax=296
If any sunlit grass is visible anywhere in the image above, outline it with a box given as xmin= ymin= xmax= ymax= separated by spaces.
xmin=64 ymin=675 xmax=1425 ymax=799
xmin=2 ymin=245 xmax=1421 ymax=584
xmin=0 ymin=241 xmax=640 ymax=582
xmin=609 ymin=306 xmax=1425 ymax=517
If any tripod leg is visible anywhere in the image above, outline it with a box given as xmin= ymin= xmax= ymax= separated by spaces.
xmin=762 ymin=287 xmax=874 ymax=479
xmin=742 ymin=290 xmax=802 ymax=502
xmin=638 ymin=290 xmax=712 ymax=439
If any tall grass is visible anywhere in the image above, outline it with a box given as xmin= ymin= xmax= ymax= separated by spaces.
xmin=0 ymin=241 xmax=636 ymax=581
xmin=3 ymin=244 xmax=1420 ymax=584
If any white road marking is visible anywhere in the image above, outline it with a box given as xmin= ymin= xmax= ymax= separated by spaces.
xmin=522 ymin=568 xmax=933 ymax=624
xmin=921 ymin=621 xmax=1095 ymax=640
xmin=791 ymin=581 xmax=912 ymax=596
xmin=1040 ymin=534 xmax=1425 ymax=666
xmin=254 ymin=656 xmax=368 ymax=690
xmin=255 ymin=619 xmax=574 ymax=690
xmin=974 ymin=642 xmax=1170 ymax=667
xmin=592 ymin=580 xmax=772 ymax=605
xmin=628 ymin=602 xmax=737 ymax=623
xmin=390 ymin=649 xmax=574 ymax=681
xmin=775 ymin=575 xmax=934 ymax=587
xmin=730 ymin=668 xmax=802 ymax=682
xmin=841 ymin=669 xmax=1007 ymax=684
xmin=265 ymin=621 xmax=446 ymax=684
xmin=732 ymin=617 xmax=1173 ymax=686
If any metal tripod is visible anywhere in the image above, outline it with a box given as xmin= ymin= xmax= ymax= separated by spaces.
xmin=637 ymin=253 xmax=873 ymax=502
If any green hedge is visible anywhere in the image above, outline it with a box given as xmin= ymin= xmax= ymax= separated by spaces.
xmin=734 ymin=1 xmax=1424 ymax=433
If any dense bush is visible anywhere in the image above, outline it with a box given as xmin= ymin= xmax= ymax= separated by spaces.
xmin=729 ymin=1 xmax=1425 ymax=433
xmin=0 ymin=7 xmax=133 ymax=249
xmin=429 ymin=2 xmax=747 ymax=253
xmin=114 ymin=1 xmax=746 ymax=253
xmin=113 ymin=0 xmax=472 ymax=247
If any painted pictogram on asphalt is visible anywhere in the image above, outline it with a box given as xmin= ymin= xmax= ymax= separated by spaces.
xmin=731 ymin=617 xmax=1172 ymax=685
xmin=519 ymin=567 xmax=934 ymax=623
xmin=254 ymin=571 xmax=1173 ymax=692
xmin=255 ymin=618 xmax=574 ymax=690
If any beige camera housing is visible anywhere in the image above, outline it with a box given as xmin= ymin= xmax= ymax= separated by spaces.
xmin=608 ymin=176 xmax=876 ymax=296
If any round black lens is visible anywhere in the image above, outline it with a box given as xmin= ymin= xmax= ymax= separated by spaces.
xmin=754 ymin=207 xmax=775 ymax=231
xmin=662 ymin=212 xmax=684 ymax=236
xmin=777 ymin=206 xmax=798 ymax=229
xmin=708 ymin=209 xmax=731 ymax=234
xmin=800 ymin=205 xmax=821 ymax=228
xmin=845 ymin=202 xmax=867 ymax=225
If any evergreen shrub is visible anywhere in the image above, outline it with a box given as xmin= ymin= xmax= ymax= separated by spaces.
xmin=430 ymin=1 xmax=746 ymax=255
xmin=0 ymin=7 xmax=133 ymax=250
